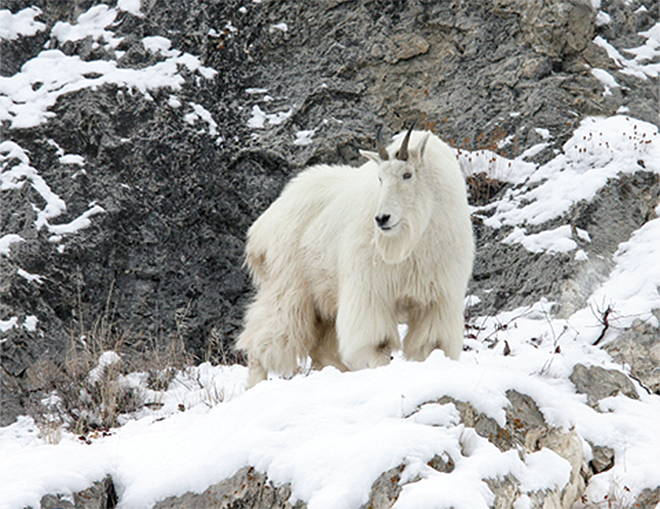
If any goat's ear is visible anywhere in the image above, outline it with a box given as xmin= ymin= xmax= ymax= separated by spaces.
xmin=360 ymin=150 xmax=382 ymax=164
xmin=415 ymin=132 xmax=431 ymax=161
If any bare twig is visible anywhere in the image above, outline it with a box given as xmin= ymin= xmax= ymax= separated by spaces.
xmin=593 ymin=305 xmax=612 ymax=346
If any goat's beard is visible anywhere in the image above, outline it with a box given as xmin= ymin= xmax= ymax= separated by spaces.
xmin=374 ymin=218 xmax=421 ymax=264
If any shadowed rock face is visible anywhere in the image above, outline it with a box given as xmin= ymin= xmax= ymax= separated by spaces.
xmin=1 ymin=0 xmax=658 ymax=427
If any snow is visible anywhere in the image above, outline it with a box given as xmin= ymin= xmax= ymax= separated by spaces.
xmin=591 ymin=68 xmax=620 ymax=96
xmin=117 ymin=0 xmax=143 ymax=17
xmin=47 ymin=204 xmax=106 ymax=237
xmin=1 ymin=140 xmax=105 ymax=241
xmin=595 ymin=11 xmax=611 ymax=27
xmin=534 ymin=127 xmax=551 ymax=140
xmin=142 ymin=35 xmax=177 ymax=56
xmin=1 ymin=4 xmax=218 ymax=252
xmin=571 ymin=211 xmax=660 ymax=335
xmin=0 ymin=316 xmax=18 ymax=333
xmin=17 ymin=268 xmax=43 ymax=283
xmin=248 ymin=104 xmax=293 ymax=129
xmin=1 ymin=4 xmax=660 ymax=509
xmin=59 ymin=154 xmax=85 ymax=166
xmin=593 ymin=23 xmax=660 ymax=79
xmin=271 ymin=22 xmax=289 ymax=32
xmin=0 ymin=356 xmax=590 ymax=509
xmin=88 ymin=352 xmax=123 ymax=384
xmin=51 ymin=5 xmax=123 ymax=49
xmin=0 ymin=6 xmax=216 ymax=129
xmin=475 ymin=115 xmax=659 ymax=229
xmin=456 ymin=147 xmax=537 ymax=184
xmin=575 ymin=249 xmax=589 ymax=261
xmin=0 ymin=234 xmax=25 ymax=256
xmin=502 ymin=225 xmax=578 ymax=254
xmin=45 ymin=139 xmax=85 ymax=166
xmin=0 ymin=6 xmax=46 ymax=40
xmin=4 ymin=268 xmax=660 ymax=508
xmin=503 ymin=224 xmax=590 ymax=256
xmin=23 ymin=315 xmax=38 ymax=332
xmin=409 ymin=402 xmax=460 ymax=427
xmin=0 ymin=48 xmax=213 ymax=129
xmin=184 ymin=103 xmax=219 ymax=137
xmin=294 ymin=129 xmax=317 ymax=146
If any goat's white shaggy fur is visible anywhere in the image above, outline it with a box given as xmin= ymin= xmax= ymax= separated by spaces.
xmin=237 ymin=130 xmax=474 ymax=387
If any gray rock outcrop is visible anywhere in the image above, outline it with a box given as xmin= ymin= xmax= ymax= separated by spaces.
xmin=604 ymin=317 xmax=660 ymax=395
xmin=153 ymin=467 xmax=306 ymax=509
xmin=40 ymin=476 xmax=117 ymax=509
xmin=569 ymin=363 xmax=640 ymax=408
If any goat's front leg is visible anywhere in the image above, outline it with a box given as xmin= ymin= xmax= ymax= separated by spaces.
xmin=335 ymin=285 xmax=400 ymax=371
xmin=403 ymin=299 xmax=464 ymax=362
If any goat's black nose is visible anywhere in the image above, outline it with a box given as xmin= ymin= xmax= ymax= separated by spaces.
xmin=375 ymin=214 xmax=390 ymax=228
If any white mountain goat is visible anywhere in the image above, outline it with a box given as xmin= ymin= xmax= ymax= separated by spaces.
xmin=237 ymin=125 xmax=474 ymax=387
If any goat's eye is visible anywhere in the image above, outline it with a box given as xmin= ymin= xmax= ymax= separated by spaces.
xmin=402 ymin=172 xmax=412 ymax=180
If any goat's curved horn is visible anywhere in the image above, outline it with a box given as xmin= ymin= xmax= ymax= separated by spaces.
xmin=376 ymin=126 xmax=389 ymax=161
xmin=396 ymin=120 xmax=417 ymax=161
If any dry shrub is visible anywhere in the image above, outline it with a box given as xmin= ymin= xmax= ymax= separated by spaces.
xmin=466 ymin=172 xmax=507 ymax=206
xmin=27 ymin=336 xmax=135 ymax=439
xmin=25 ymin=272 xmax=235 ymax=441
xmin=26 ymin=329 xmax=192 ymax=440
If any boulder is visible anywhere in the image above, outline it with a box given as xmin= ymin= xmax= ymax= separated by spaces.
xmin=522 ymin=0 xmax=596 ymax=58
xmin=569 ymin=363 xmax=639 ymax=408
xmin=440 ymin=391 xmax=588 ymax=509
xmin=153 ymin=467 xmax=306 ymax=509
xmin=633 ymin=487 xmax=660 ymax=509
xmin=604 ymin=317 xmax=660 ymax=395
xmin=40 ymin=476 xmax=117 ymax=509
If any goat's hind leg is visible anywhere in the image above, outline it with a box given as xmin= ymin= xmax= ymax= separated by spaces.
xmin=237 ymin=283 xmax=316 ymax=387
xmin=245 ymin=357 xmax=268 ymax=388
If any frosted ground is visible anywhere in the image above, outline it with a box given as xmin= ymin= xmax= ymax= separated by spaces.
xmin=1 ymin=2 xmax=660 ymax=509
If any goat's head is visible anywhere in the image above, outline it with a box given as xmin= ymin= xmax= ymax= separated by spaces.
xmin=360 ymin=123 xmax=434 ymax=263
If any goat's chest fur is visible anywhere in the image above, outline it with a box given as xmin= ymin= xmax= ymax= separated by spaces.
xmin=299 ymin=181 xmax=446 ymax=320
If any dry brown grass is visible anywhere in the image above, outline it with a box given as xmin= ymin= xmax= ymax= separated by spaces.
xmin=26 ymin=283 xmax=194 ymax=441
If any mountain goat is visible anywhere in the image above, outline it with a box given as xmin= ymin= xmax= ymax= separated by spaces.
xmin=237 ymin=125 xmax=474 ymax=387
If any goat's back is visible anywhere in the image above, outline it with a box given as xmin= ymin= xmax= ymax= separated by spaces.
xmin=244 ymin=163 xmax=376 ymax=285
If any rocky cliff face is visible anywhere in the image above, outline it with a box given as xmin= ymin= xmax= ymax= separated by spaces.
xmin=1 ymin=0 xmax=658 ymax=446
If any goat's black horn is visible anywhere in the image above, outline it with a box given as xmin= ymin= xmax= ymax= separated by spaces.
xmin=396 ymin=120 xmax=417 ymax=161
xmin=376 ymin=126 xmax=389 ymax=161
